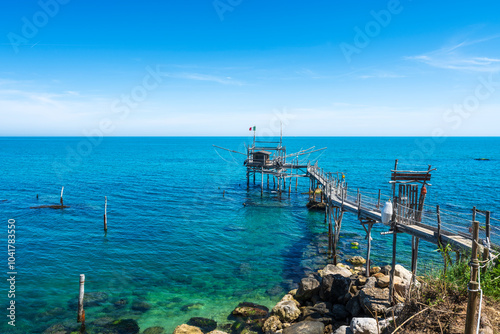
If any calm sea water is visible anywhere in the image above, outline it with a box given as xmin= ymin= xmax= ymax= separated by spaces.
xmin=1 ymin=137 xmax=499 ymax=333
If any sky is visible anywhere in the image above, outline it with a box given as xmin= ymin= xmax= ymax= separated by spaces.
xmin=1 ymin=0 xmax=500 ymax=136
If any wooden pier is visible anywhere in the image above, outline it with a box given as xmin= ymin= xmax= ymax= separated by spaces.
xmin=215 ymin=134 xmax=499 ymax=271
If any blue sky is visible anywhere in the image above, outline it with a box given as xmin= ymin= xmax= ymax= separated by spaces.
xmin=1 ymin=0 xmax=499 ymax=136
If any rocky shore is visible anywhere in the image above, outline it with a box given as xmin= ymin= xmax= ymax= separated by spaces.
xmin=171 ymin=261 xmax=418 ymax=334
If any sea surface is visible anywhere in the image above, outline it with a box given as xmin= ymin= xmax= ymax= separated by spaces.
xmin=1 ymin=137 xmax=499 ymax=333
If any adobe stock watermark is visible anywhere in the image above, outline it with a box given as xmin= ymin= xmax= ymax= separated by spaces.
xmin=52 ymin=65 xmax=168 ymax=181
xmin=213 ymin=0 xmax=243 ymax=21
xmin=339 ymin=0 xmax=409 ymax=63
xmin=7 ymin=0 xmax=71 ymax=54
xmin=406 ymin=72 xmax=499 ymax=163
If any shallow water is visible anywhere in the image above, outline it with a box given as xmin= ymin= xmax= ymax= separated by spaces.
xmin=0 ymin=137 xmax=499 ymax=333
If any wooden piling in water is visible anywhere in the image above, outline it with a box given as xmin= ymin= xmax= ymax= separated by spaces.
xmin=60 ymin=186 xmax=64 ymax=206
xmin=366 ymin=222 xmax=373 ymax=278
xmin=389 ymin=229 xmax=398 ymax=305
xmin=77 ymin=274 xmax=85 ymax=323
xmin=411 ymin=236 xmax=420 ymax=282
xmin=104 ymin=197 xmax=108 ymax=233
xmin=261 ymin=169 xmax=264 ymax=196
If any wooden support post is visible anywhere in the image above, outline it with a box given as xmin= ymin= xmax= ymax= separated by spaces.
xmin=327 ymin=205 xmax=332 ymax=257
xmin=465 ymin=220 xmax=480 ymax=334
xmin=60 ymin=186 xmax=64 ymax=206
xmin=288 ymin=178 xmax=291 ymax=196
xmin=77 ymin=274 xmax=85 ymax=323
xmin=411 ymin=236 xmax=420 ymax=282
xmin=324 ymin=200 xmax=327 ymax=223
xmin=267 ymin=174 xmax=269 ymax=188
xmin=389 ymin=230 xmax=398 ymax=304
xmin=295 ymin=177 xmax=298 ymax=191
xmin=333 ymin=210 xmax=344 ymax=265
xmin=253 ymin=172 xmax=255 ymax=185
xmin=104 ymin=196 xmax=108 ymax=233
xmin=366 ymin=223 xmax=372 ymax=278
xmin=313 ymin=180 xmax=317 ymax=202
xmin=482 ymin=211 xmax=491 ymax=274
xmin=356 ymin=188 xmax=359 ymax=204
xmin=377 ymin=189 xmax=381 ymax=209
xmin=436 ymin=205 xmax=442 ymax=247
xmin=261 ymin=169 xmax=264 ymax=197
xmin=273 ymin=176 xmax=276 ymax=190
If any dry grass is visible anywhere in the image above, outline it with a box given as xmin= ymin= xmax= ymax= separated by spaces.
xmin=383 ymin=277 xmax=500 ymax=334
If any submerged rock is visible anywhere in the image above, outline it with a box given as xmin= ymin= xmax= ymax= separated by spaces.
xmin=113 ymin=298 xmax=129 ymax=308
xmin=187 ymin=317 xmax=217 ymax=332
xmin=283 ymin=321 xmax=324 ymax=334
xmin=142 ymin=327 xmax=165 ymax=334
xmin=347 ymin=256 xmax=366 ymax=266
xmin=173 ymin=324 xmax=203 ymax=334
xmin=131 ymin=300 xmax=152 ymax=312
xmin=67 ymin=291 xmax=109 ymax=309
xmin=104 ymin=319 xmax=140 ymax=334
xmin=180 ymin=303 xmax=204 ymax=312
xmin=232 ymin=302 xmax=269 ymax=319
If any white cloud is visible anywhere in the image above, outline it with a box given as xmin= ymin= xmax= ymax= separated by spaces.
xmin=164 ymin=72 xmax=244 ymax=86
xmin=406 ymin=35 xmax=500 ymax=72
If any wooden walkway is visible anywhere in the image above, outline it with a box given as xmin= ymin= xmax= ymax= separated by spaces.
xmin=307 ymin=163 xmax=498 ymax=254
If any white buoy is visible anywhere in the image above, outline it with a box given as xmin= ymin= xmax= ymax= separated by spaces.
xmin=381 ymin=200 xmax=393 ymax=224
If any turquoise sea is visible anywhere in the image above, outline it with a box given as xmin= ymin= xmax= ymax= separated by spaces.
xmin=1 ymin=137 xmax=499 ymax=333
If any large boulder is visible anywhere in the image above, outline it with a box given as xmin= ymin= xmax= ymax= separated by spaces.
xmin=262 ymin=315 xmax=282 ymax=334
xmin=375 ymin=275 xmax=390 ymax=289
xmin=295 ymin=277 xmax=320 ymax=302
xmin=319 ymin=264 xmax=352 ymax=278
xmin=346 ymin=295 xmax=362 ymax=317
xmin=350 ymin=317 xmax=378 ymax=334
xmin=279 ymin=293 xmax=300 ymax=307
xmin=320 ymin=274 xmax=352 ymax=304
xmin=272 ymin=300 xmax=301 ymax=323
xmin=187 ymin=317 xmax=217 ymax=332
xmin=331 ymin=304 xmax=350 ymax=321
xmin=394 ymin=264 xmax=412 ymax=282
xmin=283 ymin=321 xmax=324 ymax=334
xmin=358 ymin=287 xmax=391 ymax=315
xmin=334 ymin=325 xmax=353 ymax=334
xmin=301 ymin=304 xmax=333 ymax=325
xmin=173 ymin=324 xmax=203 ymax=334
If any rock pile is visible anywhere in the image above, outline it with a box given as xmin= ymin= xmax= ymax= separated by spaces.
xmin=173 ymin=262 xmax=418 ymax=334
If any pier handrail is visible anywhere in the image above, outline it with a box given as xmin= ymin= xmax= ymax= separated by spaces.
xmin=306 ymin=164 xmax=499 ymax=253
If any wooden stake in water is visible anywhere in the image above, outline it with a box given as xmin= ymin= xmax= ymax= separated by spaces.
xmin=60 ymin=186 xmax=64 ymax=206
xmin=104 ymin=197 xmax=108 ymax=233
xmin=77 ymin=274 xmax=85 ymax=323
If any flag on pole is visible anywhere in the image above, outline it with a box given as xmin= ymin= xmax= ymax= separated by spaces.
xmin=249 ymin=126 xmax=256 ymax=131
